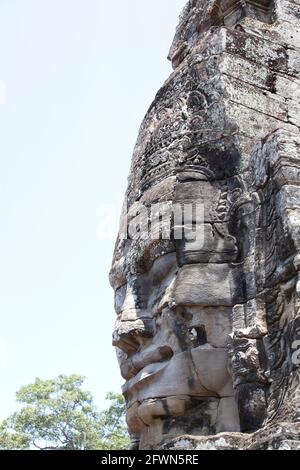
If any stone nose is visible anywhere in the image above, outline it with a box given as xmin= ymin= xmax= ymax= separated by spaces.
xmin=112 ymin=318 xmax=155 ymax=356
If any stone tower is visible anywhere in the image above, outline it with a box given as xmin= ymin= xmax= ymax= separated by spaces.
xmin=110 ymin=0 xmax=300 ymax=450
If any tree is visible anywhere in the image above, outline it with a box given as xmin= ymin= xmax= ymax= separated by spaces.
xmin=0 ymin=374 xmax=130 ymax=450
xmin=98 ymin=392 xmax=129 ymax=450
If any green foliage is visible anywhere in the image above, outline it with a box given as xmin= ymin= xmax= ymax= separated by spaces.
xmin=0 ymin=375 xmax=130 ymax=450
xmin=0 ymin=418 xmax=29 ymax=450
xmin=99 ymin=392 xmax=129 ymax=450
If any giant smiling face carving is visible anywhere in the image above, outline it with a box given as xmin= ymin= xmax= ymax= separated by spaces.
xmin=110 ymin=169 xmax=244 ymax=449
xmin=109 ymin=25 xmax=268 ymax=449
xmin=108 ymin=0 xmax=300 ymax=452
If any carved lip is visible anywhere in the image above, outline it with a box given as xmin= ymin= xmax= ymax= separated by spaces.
xmin=120 ymin=345 xmax=174 ymax=381
xmin=122 ymin=360 xmax=170 ymax=396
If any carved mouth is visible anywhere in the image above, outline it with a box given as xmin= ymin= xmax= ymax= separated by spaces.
xmin=122 ymin=360 xmax=170 ymax=398
xmin=120 ymin=345 xmax=174 ymax=381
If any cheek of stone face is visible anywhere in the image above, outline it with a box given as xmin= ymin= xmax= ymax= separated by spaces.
xmin=177 ymin=306 xmax=233 ymax=349
xmin=149 ymin=305 xmax=234 ymax=391
xmin=154 ymin=309 xmax=190 ymax=354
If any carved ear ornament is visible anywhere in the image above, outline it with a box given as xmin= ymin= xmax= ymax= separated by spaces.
xmin=228 ymin=193 xmax=255 ymax=218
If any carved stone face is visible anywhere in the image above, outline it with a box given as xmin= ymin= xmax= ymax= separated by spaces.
xmin=111 ymin=173 xmax=243 ymax=449
xmin=110 ymin=44 xmax=256 ymax=449
xmin=110 ymin=0 xmax=300 ymax=450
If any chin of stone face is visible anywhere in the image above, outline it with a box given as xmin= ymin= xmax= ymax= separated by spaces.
xmin=110 ymin=0 xmax=300 ymax=451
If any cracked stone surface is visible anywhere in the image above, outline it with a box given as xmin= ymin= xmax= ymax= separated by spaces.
xmin=110 ymin=0 xmax=300 ymax=450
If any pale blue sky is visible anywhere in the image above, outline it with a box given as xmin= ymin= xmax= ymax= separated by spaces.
xmin=0 ymin=0 xmax=187 ymax=417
